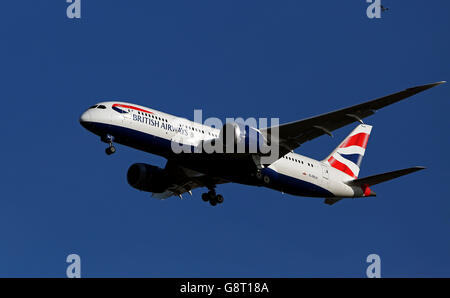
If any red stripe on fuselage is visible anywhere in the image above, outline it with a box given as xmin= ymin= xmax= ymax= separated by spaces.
xmin=339 ymin=132 xmax=370 ymax=149
xmin=112 ymin=104 xmax=153 ymax=114
xmin=328 ymin=156 xmax=357 ymax=178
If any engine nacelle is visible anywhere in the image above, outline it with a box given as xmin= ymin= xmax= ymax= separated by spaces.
xmin=219 ymin=122 xmax=267 ymax=154
xmin=127 ymin=163 xmax=169 ymax=193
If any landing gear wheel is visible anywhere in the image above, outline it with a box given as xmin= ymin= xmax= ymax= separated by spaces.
xmin=105 ymin=146 xmax=116 ymax=155
xmin=263 ymin=175 xmax=270 ymax=184
xmin=203 ymin=189 xmax=223 ymax=206
xmin=216 ymin=194 xmax=224 ymax=204
xmin=201 ymin=193 xmax=209 ymax=202
xmin=256 ymin=171 xmax=263 ymax=180
xmin=207 ymin=190 xmax=216 ymax=200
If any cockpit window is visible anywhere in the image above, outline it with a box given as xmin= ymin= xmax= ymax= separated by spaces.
xmin=97 ymin=105 xmax=107 ymax=109
xmin=89 ymin=105 xmax=98 ymax=109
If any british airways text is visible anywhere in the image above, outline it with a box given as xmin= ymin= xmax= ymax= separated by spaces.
xmin=133 ymin=114 xmax=188 ymax=136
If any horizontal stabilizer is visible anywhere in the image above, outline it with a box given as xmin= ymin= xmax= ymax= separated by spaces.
xmin=346 ymin=166 xmax=426 ymax=187
xmin=324 ymin=198 xmax=343 ymax=205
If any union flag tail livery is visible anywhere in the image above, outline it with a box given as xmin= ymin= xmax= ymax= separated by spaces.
xmin=79 ymin=81 xmax=445 ymax=206
xmin=324 ymin=124 xmax=372 ymax=179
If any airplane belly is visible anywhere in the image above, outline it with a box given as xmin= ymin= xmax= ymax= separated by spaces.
xmin=261 ymin=166 xmax=334 ymax=198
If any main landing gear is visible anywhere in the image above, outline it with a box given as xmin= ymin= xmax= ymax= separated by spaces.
xmin=201 ymin=189 xmax=224 ymax=206
xmin=102 ymin=134 xmax=116 ymax=156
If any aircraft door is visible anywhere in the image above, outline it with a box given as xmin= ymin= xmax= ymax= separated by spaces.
xmin=170 ymin=119 xmax=186 ymax=149
xmin=321 ymin=163 xmax=329 ymax=187
xmin=122 ymin=112 xmax=133 ymax=127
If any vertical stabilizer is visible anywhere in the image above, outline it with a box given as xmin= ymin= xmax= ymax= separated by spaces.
xmin=323 ymin=124 xmax=372 ymax=179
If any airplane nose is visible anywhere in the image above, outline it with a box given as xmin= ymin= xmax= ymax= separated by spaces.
xmin=79 ymin=110 xmax=91 ymax=125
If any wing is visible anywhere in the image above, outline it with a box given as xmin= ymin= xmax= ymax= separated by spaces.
xmin=261 ymin=81 xmax=445 ymax=156
xmin=151 ymin=160 xmax=229 ymax=199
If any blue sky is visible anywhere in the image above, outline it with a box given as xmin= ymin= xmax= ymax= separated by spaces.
xmin=0 ymin=1 xmax=449 ymax=277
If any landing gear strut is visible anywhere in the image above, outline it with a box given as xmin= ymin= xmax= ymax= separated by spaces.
xmin=102 ymin=134 xmax=116 ymax=156
xmin=201 ymin=189 xmax=224 ymax=206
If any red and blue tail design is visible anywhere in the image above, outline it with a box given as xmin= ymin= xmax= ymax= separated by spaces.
xmin=323 ymin=124 xmax=372 ymax=179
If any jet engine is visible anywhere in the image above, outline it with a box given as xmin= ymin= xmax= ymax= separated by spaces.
xmin=127 ymin=163 xmax=169 ymax=193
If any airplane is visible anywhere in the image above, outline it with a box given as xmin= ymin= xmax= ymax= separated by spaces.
xmin=79 ymin=81 xmax=445 ymax=206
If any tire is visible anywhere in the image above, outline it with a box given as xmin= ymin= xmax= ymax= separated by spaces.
xmin=216 ymin=195 xmax=224 ymax=204
xmin=207 ymin=190 xmax=216 ymax=200
xmin=256 ymin=171 xmax=263 ymax=180
xmin=209 ymin=199 xmax=217 ymax=206
xmin=263 ymin=175 xmax=270 ymax=184
xmin=105 ymin=146 xmax=116 ymax=155
xmin=201 ymin=193 xmax=209 ymax=202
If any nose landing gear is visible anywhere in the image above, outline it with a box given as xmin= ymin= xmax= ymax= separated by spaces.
xmin=102 ymin=134 xmax=116 ymax=156
xmin=201 ymin=189 xmax=224 ymax=206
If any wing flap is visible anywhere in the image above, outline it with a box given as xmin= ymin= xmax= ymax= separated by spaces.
xmin=151 ymin=160 xmax=229 ymax=199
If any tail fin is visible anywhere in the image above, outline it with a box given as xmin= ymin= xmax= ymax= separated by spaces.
xmin=323 ymin=124 xmax=372 ymax=179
